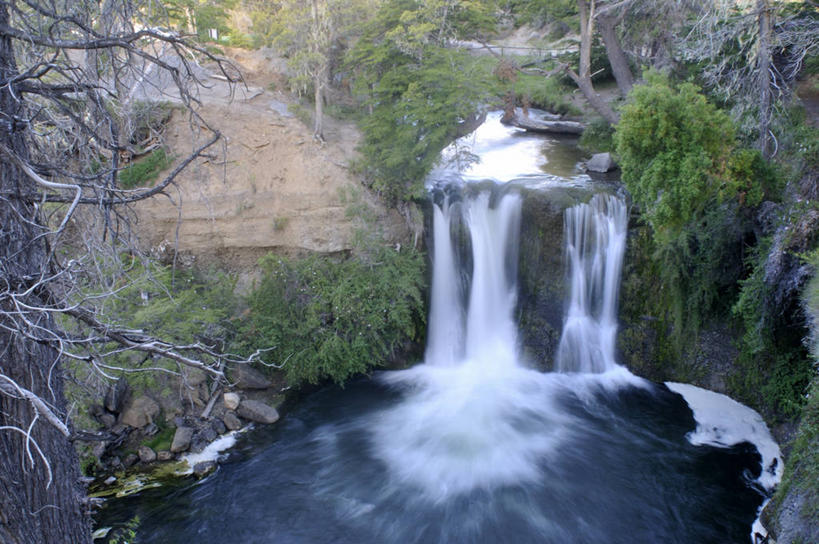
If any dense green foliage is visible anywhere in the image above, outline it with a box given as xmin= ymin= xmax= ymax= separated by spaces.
xmin=241 ymin=247 xmax=426 ymax=385
xmin=616 ymin=71 xmax=817 ymax=418
xmin=347 ymin=0 xmax=495 ymax=203
xmin=617 ymin=72 xmax=763 ymax=234
xmin=615 ymin=73 xmax=769 ymax=339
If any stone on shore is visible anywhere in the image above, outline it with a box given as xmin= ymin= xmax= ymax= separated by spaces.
xmin=236 ymin=400 xmax=279 ymax=424
xmin=170 ymin=426 xmax=194 ymax=453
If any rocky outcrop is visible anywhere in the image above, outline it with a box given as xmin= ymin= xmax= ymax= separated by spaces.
xmin=104 ymin=378 xmax=130 ymax=413
xmin=134 ymin=78 xmax=412 ymax=274
xmin=517 ymin=185 xmax=605 ymax=368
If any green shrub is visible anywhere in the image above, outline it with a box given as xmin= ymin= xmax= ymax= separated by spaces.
xmin=579 ymin=116 xmax=615 ymax=154
xmin=119 ymin=148 xmax=173 ymax=189
xmin=242 ymin=247 xmax=426 ymax=385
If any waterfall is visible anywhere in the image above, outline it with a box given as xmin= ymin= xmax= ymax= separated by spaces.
xmin=424 ymin=200 xmax=464 ymax=367
xmin=425 ymin=191 xmax=521 ymax=368
xmin=556 ymin=193 xmax=628 ymax=373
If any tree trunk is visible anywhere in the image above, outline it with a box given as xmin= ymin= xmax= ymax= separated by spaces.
xmin=757 ymin=0 xmax=772 ymax=158
xmin=597 ymin=12 xmax=633 ymax=97
xmin=314 ymin=71 xmax=324 ymax=140
xmin=569 ymin=0 xmax=619 ymax=125
xmin=311 ymin=0 xmax=325 ymax=141
xmin=0 ymin=5 xmax=91 ymax=543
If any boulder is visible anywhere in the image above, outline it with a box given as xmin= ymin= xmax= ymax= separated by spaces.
xmin=170 ymin=426 xmax=194 ymax=453
xmin=586 ymin=152 xmax=616 ymax=173
xmin=228 ymin=365 xmax=273 ymax=390
xmin=236 ymin=400 xmax=279 ymax=424
xmin=120 ymin=396 xmax=160 ymax=429
xmin=137 ymin=446 xmax=157 ymax=463
xmin=222 ymin=412 xmax=242 ymax=431
xmin=156 ymin=450 xmax=174 ymax=462
xmin=104 ymin=378 xmax=130 ymax=414
xmin=223 ymin=392 xmax=240 ymax=411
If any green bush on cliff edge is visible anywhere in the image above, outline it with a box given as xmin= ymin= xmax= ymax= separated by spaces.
xmin=241 ymin=247 xmax=426 ymax=385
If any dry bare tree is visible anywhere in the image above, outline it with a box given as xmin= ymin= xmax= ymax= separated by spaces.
xmin=680 ymin=0 xmax=818 ymax=157
xmin=0 ymin=1 xmax=272 ymax=541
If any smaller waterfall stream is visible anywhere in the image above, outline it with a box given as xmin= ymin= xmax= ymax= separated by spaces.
xmin=556 ymin=193 xmax=628 ymax=373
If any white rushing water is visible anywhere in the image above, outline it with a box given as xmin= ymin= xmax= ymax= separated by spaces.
xmin=556 ymin=193 xmax=628 ymax=373
xmin=374 ymin=190 xmax=572 ymax=500
xmin=424 ymin=199 xmax=464 ymax=367
xmin=372 ymin=189 xmax=641 ymax=501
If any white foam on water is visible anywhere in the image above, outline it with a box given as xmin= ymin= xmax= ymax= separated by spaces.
xmin=666 ymin=382 xmax=783 ymax=543
xmin=666 ymin=382 xmax=782 ymax=490
xmin=179 ymin=431 xmax=241 ymax=475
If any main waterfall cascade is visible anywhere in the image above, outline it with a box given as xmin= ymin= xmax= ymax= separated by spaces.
xmin=98 ymin=112 xmax=783 ymax=544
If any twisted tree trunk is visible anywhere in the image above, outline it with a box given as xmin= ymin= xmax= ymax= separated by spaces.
xmin=566 ymin=0 xmax=619 ymax=125
xmin=597 ymin=11 xmax=633 ymax=97
xmin=0 ymin=5 xmax=91 ymax=543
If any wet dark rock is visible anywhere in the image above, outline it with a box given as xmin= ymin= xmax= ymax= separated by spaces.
xmin=170 ymin=426 xmax=194 ymax=453
xmin=189 ymin=435 xmax=208 ymax=454
xmin=142 ymin=422 xmax=159 ymax=437
xmin=237 ymin=400 xmax=280 ymax=424
xmin=123 ymin=454 xmax=139 ymax=468
xmin=222 ymin=412 xmax=242 ymax=431
xmin=201 ymin=427 xmax=218 ymax=443
xmin=227 ymin=365 xmax=273 ymax=390
xmin=137 ymin=446 xmax=157 ymax=463
xmin=518 ymin=186 xmax=594 ymax=367
xmin=211 ymin=418 xmax=227 ymax=435
xmin=193 ymin=461 xmax=217 ymax=478
xmin=105 ymin=378 xmax=130 ymax=414
xmin=92 ymin=442 xmax=108 ymax=459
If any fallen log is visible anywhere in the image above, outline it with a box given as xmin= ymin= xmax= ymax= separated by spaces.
xmin=505 ymin=113 xmax=585 ymax=135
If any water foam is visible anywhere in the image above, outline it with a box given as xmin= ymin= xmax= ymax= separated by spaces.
xmin=665 ymin=382 xmax=783 ymax=491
